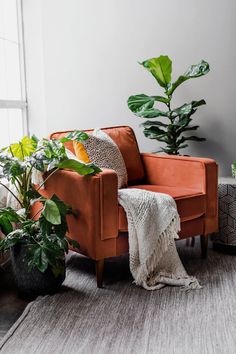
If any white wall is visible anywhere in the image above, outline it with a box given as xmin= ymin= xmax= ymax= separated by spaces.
xmin=23 ymin=0 xmax=236 ymax=176
xmin=22 ymin=0 xmax=46 ymax=137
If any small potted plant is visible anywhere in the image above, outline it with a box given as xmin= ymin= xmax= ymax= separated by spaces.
xmin=128 ymin=55 xmax=210 ymax=155
xmin=0 ymin=132 xmax=101 ymax=298
xmin=232 ymin=161 xmax=236 ymax=178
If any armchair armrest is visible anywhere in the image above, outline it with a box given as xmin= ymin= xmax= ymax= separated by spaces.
xmin=141 ymin=153 xmax=218 ymax=233
xmin=39 ymin=168 xmax=119 ymax=258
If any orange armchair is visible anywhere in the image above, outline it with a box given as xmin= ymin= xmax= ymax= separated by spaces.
xmin=42 ymin=126 xmax=218 ymax=287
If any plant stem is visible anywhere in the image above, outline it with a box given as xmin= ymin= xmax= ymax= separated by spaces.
xmin=19 ymin=142 xmax=24 ymax=159
xmin=0 ymin=181 xmax=23 ymax=208
xmin=9 ymin=146 xmax=14 ymax=157
xmin=12 ymin=177 xmax=23 ymax=196
xmin=31 ymin=206 xmax=44 ymax=220
xmin=26 ymin=164 xmax=35 ymax=190
xmin=36 ymin=167 xmax=59 ymax=191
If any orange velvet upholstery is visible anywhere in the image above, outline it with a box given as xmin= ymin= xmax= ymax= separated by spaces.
xmin=50 ymin=126 xmax=145 ymax=184
xmin=40 ymin=169 xmax=119 ymax=260
xmin=45 ymin=126 xmax=218 ymax=261
xmin=118 ymin=185 xmax=206 ymax=229
xmin=141 ymin=153 xmax=218 ymax=234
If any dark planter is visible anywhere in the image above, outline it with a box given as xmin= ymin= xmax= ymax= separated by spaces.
xmin=11 ymin=244 xmax=65 ymax=299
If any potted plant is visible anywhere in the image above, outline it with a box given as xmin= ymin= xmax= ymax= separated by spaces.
xmin=232 ymin=161 xmax=236 ymax=178
xmin=0 ymin=132 xmax=101 ymax=298
xmin=128 ymin=55 xmax=210 ymax=155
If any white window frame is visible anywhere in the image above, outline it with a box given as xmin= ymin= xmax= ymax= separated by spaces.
xmin=0 ymin=0 xmax=28 ymax=136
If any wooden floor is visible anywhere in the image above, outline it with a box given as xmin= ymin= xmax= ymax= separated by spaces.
xmin=0 ymin=260 xmax=29 ymax=339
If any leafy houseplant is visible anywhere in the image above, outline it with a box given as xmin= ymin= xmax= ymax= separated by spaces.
xmin=0 ymin=132 xmax=101 ymax=296
xmin=128 ymin=55 xmax=210 ymax=155
xmin=232 ymin=161 xmax=236 ymax=179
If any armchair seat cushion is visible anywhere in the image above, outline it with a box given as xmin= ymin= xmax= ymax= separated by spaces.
xmin=118 ymin=185 xmax=206 ymax=232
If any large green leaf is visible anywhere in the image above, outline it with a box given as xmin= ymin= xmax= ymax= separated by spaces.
xmin=39 ymin=214 xmax=53 ymax=235
xmin=3 ymin=160 xmax=25 ymax=179
xmin=27 ymin=245 xmax=49 ymax=273
xmin=141 ymin=120 xmax=169 ymax=128
xmin=144 ymin=126 xmax=166 ymax=136
xmin=0 ymin=207 xmax=21 ymax=221
xmin=42 ymin=199 xmax=61 ymax=225
xmin=0 ymin=207 xmax=21 ymax=235
xmin=32 ymin=158 xmax=45 ymax=172
xmin=151 ymin=96 xmax=170 ymax=104
xmin=57 ymin=159 xmax=101 ymax=175
xmin=172 ymin=100 xmax=206 ymax=117
xmin=10 ymin=136 xmax=36 ymax=160
xmin=60 ymin=130 xmax=89 ymax=143
xmin=182 ymin=135 xmax=206 ymax=142
xmin=127 ymin=94 xmax=169 ymax=112
xmin=0 ymin=216 xmax=13 ymax=235
xmin=143 ymin=126 xmax=168 ymax=140
xmin=128 ymin=94 xmax=155 ymax=112
xmin=175 ymin=115 xmax=192 ymax=127
xmin=31 ymin=135 xmax=39 ymax=148
xmin=0 ymin=229 xmax=24 ymax=250
xmin=137 ymin=109 xmax=169 ymax=119
xmin=181 ymin=125 xmax=199 ymax=132
xmin=141 ymin=55 xmax=172 ymax=88
xmin=50 ymin=195 xmax=68 ymax=238
xmin=127 ymin=94 xmax=168 ymax=118
xmin=50 ymin=194 xmax=67 ymax=217
xmin=167 ymin=60 xmax=210 ymax=96
xmin=25 ymin=188 xmax=42 ymax=200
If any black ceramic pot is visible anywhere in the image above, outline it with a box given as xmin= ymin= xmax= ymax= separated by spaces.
xmin=11 ymin=244 xmax=65 ymax=299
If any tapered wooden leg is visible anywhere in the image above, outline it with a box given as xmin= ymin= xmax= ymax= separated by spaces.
xmin=95 ymin=259 xmax=104 ymax=288
xmin=191 ymin=237 xmax=195 ymax=247
xmin=186 ymin=237 xmax=195 ymax=247
xmin=186 ymin=238 xmax=190 ymax=247
xmin=200 ymin=235 xmax=208 ymax=258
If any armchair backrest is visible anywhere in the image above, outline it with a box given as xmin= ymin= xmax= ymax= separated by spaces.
xmin=50 ymin=126 xmax=145 ymax=184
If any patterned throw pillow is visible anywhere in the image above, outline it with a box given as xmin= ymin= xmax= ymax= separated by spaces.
xmin=73 ymin=129 xmax=128 ymax=188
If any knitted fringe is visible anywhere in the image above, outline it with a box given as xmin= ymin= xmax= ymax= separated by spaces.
xmin=132 ymin=214 xmax=201 ymax=291
xmin=133 ymin=214 xmax=180 ymax=287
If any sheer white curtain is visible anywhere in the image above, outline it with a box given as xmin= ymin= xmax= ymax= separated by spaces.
xmin=0 ymin=0 xmax=27 ymax=148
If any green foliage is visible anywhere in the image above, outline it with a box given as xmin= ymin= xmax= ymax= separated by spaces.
xmin=57 ymin=159 xmax=101 ymax=175
xmin=0 ymin=206 xmax=80 ymax=277
xmin=60 ymin=130 xmax=89 ymax=143
xmin=128 ymin=56 xmax=210 ymax=155
xmin=9 ymin=136 xmax=36 ymax=160
xmin=0 ymin=130 xmax=100 ymax=275
xmin=0 ymin=207 xmax=22 ymax=235
xmin=167 ymin=60 xmax=209 ymax=96
xmin=141 ymin=55 xmax=172 ymax=88
xmin=42 ymin=199 xmax=62 ymax=225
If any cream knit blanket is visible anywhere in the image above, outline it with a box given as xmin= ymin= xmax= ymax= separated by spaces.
xmin=118 ymin=188 xmax=201 ymax=290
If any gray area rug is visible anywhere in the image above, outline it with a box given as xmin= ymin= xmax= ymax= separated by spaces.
xmin=0 ymin=241 xmax=236 ymax=354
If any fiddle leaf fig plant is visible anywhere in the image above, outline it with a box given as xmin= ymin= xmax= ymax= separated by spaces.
xmin=128 ymin=55 xmax=210 ymax=155
xmin=0 ymin=131 xmax=101 ymax=276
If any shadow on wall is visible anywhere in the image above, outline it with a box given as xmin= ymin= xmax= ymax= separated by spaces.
xmin=188 ymin=119 xmax=230 ymax=176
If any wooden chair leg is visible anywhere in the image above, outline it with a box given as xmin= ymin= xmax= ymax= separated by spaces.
xmin=95 ymin=259 xmax=104 ymax=288
xmin=191 ymin=237 xmax=195 ymax=247
xmin=186 ymin=237 xmax=195 ymax=247
xmin=186 ymin=238 xmax=190 ymax=247
xmin=200 ymin=235 xmax=208 ymax=259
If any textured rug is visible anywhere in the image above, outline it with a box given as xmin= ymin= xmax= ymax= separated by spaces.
xmin=0 ymin=242 xmax=236 ymax=354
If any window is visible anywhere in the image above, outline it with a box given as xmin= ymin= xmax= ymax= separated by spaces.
xmin=0 ymin=0 xmax=27 ymax=147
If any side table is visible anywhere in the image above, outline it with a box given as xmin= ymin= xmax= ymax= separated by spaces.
xmin=213 ymin=177 xmax=236 ymax=254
